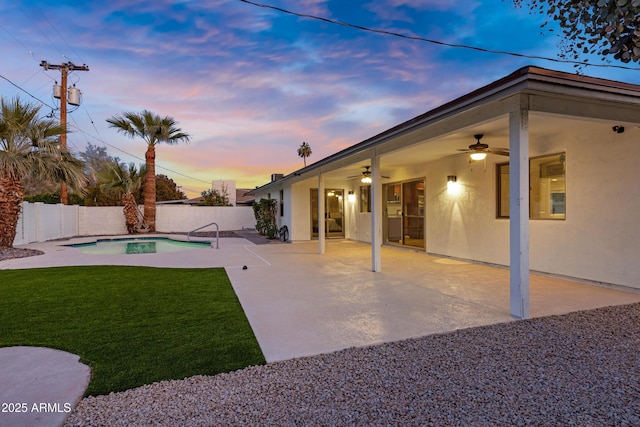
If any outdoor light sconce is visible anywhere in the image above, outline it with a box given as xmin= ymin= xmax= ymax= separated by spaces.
xmin=347 ymin=191 xmax=356 ymax=203
xmin=447 ymin=175 xmax=460 ymax=195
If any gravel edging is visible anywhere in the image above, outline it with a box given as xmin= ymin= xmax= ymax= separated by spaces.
xmin=0 ymin=247 xmax=44 ymax=261
xmin=64 ymin=303 xmax=640 ymax=426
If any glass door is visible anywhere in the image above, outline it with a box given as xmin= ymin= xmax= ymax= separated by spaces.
xmin=402 ymin=180 xmax=425 ymax=249
xmin=384 ymin=179 xmax=425 ymax=249
xmin=384 ymin=184 xmax=402 ymax=244
xmin=311 ymin=189 xmax=345 ymax=238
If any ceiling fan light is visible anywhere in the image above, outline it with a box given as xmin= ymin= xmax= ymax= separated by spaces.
xmin=470 ymin=152 xmax=487 ymax=161
xmin=361 ymin=176 xmax=372 ymax=184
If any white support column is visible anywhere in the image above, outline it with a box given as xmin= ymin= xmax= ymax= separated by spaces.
xmin=371 ymin=154 xmax=382 ymax=272
xmin=509 ymin=103 xmax=530 ymax=319
xmin=318 ymin=174 xmax=326 ymax=254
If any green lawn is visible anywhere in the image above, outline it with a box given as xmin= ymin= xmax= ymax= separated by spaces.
xmin=0 ymin=266 xmax=266 ymax=396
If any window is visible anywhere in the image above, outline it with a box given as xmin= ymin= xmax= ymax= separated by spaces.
xmin=279 ymin=190 xmax=284 ymax=217
xmin=360 ymin=185 xmax=371 ymax=213
xmin=497 ymin=153 xmax=566 ymax=220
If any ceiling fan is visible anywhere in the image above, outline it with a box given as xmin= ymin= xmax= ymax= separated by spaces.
xmin=458 ymin=134 xmax=509 ymax=161
xmin=347 ymin=166 xmax=389 ymax=183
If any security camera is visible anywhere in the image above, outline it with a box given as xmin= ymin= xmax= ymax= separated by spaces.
xmin=612 ymin=125 xmax=625 ymax=134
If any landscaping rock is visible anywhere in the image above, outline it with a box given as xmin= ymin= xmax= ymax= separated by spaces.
xmin=64 ymin=303 xmax=640 ymax=426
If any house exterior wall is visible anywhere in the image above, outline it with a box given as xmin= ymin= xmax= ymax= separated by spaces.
xmin=425 ymin=123 xmax=639 ymax=289
xmin=290 ymin=180 xmax=313 ymax=241
xmin=13 ymin=204 xmax=256 ymax=245
xmin=263 ymin=123 xmax=639 ymax=289
xmin=338 ymin=123 xmax=638 ymax=289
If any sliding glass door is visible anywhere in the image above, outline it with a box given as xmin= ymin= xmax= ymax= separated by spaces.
xmin=384 ymin=179 xmax=424 ymax=249
xmin=310 ymin=189 xmax=345 ymax=238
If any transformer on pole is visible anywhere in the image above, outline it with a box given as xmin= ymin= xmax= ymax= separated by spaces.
xmin=40 ymin=61 xmax=89 ymax=204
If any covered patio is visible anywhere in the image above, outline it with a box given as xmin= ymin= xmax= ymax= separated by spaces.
xmin=251 ymin=66 xmax=640 ymax=320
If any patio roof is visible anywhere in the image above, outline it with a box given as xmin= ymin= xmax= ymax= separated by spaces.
xmin=249 ymin=66 xmax=640 ymax=320
xmin=250 ymin=65 xmax=640 ymax=194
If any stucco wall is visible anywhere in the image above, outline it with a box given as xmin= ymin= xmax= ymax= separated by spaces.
xmin=424 ymin=122 xmax=639 ymax=289
xmin=156 ymin=205 xmax=255 ymax=233
xmin=247 ymin=122 xmax=639 ymax=289
xmin=13 ymin=203 xmax=256 ymax=245
xmin=290 ymin=180 xmax=313 ymax=241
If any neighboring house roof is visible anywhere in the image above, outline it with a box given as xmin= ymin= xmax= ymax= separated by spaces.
xmin=236 ymin=188 xmax=254 ymax=205
xmin=156 ymin=197 xmax=203 ymax=205
xmin=249 ymin=65 xmax=640 ymax=195
xmin=156 ymin=189 xmax=255 ymax=205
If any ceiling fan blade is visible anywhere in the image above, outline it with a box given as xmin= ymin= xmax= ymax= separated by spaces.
xmin=457 ymin=149 xmax=471 ymax=152
xmin=488 ymin=149 xmax=510 ymax=156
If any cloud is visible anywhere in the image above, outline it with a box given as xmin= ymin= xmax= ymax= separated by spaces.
xmin=3 ymin=0 xmax=640 ymax=199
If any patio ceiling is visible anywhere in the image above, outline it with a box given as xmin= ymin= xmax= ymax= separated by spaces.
xmin=322 ymin=112 xmax=613 ymax=182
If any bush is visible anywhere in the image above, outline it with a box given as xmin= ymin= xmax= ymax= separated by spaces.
xmin=253 ymin=198 xmax=277 ymax=238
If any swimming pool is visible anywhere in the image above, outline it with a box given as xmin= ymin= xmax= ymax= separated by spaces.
xmin=65 ymin=237 xmax=212 ymax=255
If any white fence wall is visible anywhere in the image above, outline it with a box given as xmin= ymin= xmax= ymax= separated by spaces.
xmin=13 ymin=202 xmax=256 ymax=246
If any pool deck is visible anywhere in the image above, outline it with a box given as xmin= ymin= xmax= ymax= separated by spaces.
xmin=2 ymin=234 xmax=640 ymax=426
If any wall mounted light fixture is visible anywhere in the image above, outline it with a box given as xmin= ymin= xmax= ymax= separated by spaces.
xmin=347 ymin=190 xmax=356 ymax=203
xmin=447 ymin=175 xmax=460 ymax=195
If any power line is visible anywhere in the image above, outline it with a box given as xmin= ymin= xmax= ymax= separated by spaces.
xmin=0 ymin=73 xmax=55 ymax=109
xmin=31 ymin=4 xmax=85 ymax=64
xmin=67 ymin=123 xmax=213 ymax=185
xmin=11 ymin=0 xmax=67 ymax=60
xmin=0 ymin=22 xmax=42 ymax=63
xmin=0 ymin=73 xmax=211 ymax=187
xmin=237 ymin=0 xmax=640 ymax=71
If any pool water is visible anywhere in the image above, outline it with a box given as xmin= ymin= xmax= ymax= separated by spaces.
xmin=66 ymin=237 xmax=211 ymax=255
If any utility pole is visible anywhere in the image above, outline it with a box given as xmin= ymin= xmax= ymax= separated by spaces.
xmin=40 ymin=60 xmax=89 ymax=204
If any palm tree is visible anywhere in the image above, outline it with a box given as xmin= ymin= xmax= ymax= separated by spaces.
xmin=297 ymin=141 xmax=312 ymax=167
xmin=101 ymin=162 xmax=144 ymax=233
xmin=107 ymin=110 xmax=190 ymax=232
xmin=0 ymin=97 xmax=86 ymax=248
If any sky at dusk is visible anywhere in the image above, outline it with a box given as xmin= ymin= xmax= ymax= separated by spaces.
xmin=2 ymin=0 xmax=639 ymax=197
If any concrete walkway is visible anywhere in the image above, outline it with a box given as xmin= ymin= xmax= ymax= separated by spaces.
xmin=0 ymin=347 xmax=90 ymax=427
xmin=2 ymin=234 xmax=640 ymax=425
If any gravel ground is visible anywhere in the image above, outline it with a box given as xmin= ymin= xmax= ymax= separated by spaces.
xmin=0 ymin=247 xmax=44 ymax=261
xmin=64 ymin=303 xmax=640 ymax=426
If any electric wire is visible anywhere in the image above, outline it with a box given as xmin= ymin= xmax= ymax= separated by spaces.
xmin=31 ymin=4 xmax=85 ymax=64
xmin=0 ymin=22 xmax=42 ymax=63
xmin=1 ymin=6 xmax=209 ymax=192
xmin=11 ymin=0 xmax=67 ymax=60
xmin=1 ymin=72 xmax=211 ymax=188
xmin=66 ymin=121 xmax=213 ymax=185
xmin=237 ymin=0 xmax=640 ymax=71
xmin=0 ymin=73 xmax=55 ymax=109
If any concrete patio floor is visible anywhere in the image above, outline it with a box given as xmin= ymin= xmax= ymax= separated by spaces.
xmin=3 ymin=234 xmax=640 ymax=363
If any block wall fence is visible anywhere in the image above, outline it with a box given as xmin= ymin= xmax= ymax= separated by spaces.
xmin=12 ymin=202 xmax=256 ymax=246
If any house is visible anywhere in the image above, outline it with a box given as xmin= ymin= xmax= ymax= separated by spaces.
xmin=249 ymin=66 xmax=640 ymax=319
xmin=157 ymin=184 xmax=254 ymax=206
